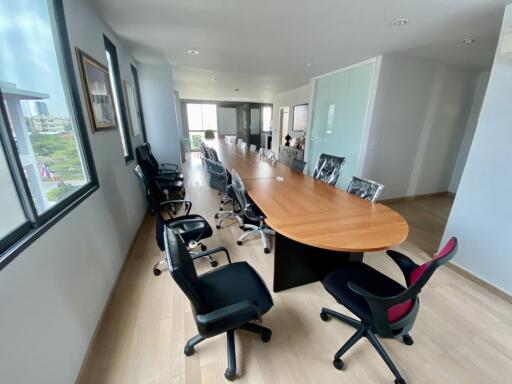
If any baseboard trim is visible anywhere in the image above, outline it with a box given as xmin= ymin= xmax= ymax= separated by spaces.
xmin=75 ymin=212 xmax=150 ymax=382
xmin=446 ymin=261 xmax=512 ymax=304
xmin=379 ymin=191 xmax=455 ymax=204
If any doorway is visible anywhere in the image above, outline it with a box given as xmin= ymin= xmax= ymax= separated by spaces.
xmin=185 ymin=103 xmax=217 ymax=151
xmin=279 ymin=107 xmax=289 ymax=147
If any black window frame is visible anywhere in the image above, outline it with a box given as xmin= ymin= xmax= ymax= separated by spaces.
xmin=0 ymin=0 xmax=99 ymax=269
xmin=104 ymin=35 xmax=134 ymax=164
xmin=130 ymin=64 xmax=148 ymax=143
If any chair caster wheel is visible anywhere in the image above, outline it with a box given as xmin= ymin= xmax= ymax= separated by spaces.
xmin=320 ymin=312 xmax=329 ymax=321
xmin=395 ymin=379 xmax=406 ymax=384
xmin=237 ymin=241 xmax=243 ymax=246
xmin=219 ymin=208 xmax=223 ymax=211
xmin=402 ymin=335 xmax=414 ymax=346
xmin=216 ymin=224 xmax=221 ymax=229
xmin=210 ymin=260 xmax=218 ymax=267
xmin=153 ymin=268 xmax=161 ymax=276
xmin=224 ymin=369 xmax=236 ymax=381
xmin=214 ymin=213 xmax=219 ymax=219
xmin=261 ymin=331 xmax=272 ymax=343
xmin=264 ymin=248 xmax=271 ymax=254
xmin=201 ymin=244 xmax=207 ymax=251
xmin=184 ymin=345 xmax=194 ymax=356
xmin=333 ymin=358 xmax=344 ymax=370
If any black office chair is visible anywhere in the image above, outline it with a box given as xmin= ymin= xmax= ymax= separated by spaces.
xmin=320 ymin=237 xmax=458 ymax=384
xmin=134 ymin=165 xmax=216 ymax=274
xmin=347 ymin=176 xmax=384 ymax=202
xmin=144 ymin=142 xmax=184 ymax=180
xmin=205 ymin=159 xmax=243 ymax=229
xmin=204 ymin=129 xmax=216 ymax=139
xmin=164 ymin=226 xmax=273 ymax=381
xmin=313 ymin=153 xmax=345 ymax=186
xmin=136 ymin=145 xmax=185 ymax=199
xmin=231 ymin=170 xmax=275 ymax=254
xmin=290 ymin=158 xmax=307 ymax=173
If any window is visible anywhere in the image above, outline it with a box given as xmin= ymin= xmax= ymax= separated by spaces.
xmin=104 ymin=35 xmax=134 ymax=163
xmin=0 ymin=0 xmax=98 ymax=267
xmin=130 ymin=64 xmax=147 ymax=143
xmin=262 ymin=106 xmax=272 ymax=132
xmin=186 ymin=103 xmax=217 ymax=151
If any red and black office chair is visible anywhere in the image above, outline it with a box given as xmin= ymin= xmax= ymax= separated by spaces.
xmin=320 ymin=237 xmax=458 ymax=384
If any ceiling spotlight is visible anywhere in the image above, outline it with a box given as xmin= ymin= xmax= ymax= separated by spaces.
xmin=187 ymin=49 xmax=199 ymax=55
xmin=461 ymin=38 xmax=476 ymax=45
xmin=392 ymin=17 xmax=409 ymax=27
xmin=211 ymin=78 xmax=217 ymax=81
xmin=306 ymin=63 xmax=312 ymax=67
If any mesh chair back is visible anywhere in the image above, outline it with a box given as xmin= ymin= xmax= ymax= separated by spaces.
xmin=347 ymin=176 xmax=384 ymax=203
xmin=205 ymin=159 xmax=229 ymax=193
xmin=206 ymin=147 xmax=219 ymax=162
xmin=258 ymin=148 xmax=268 ymax=158
xmin=164 ymin=226 xmax=205 ymax=312
xmin=231 ymin=169 xmax=261 ymax=221
xmin=290 ymin=158 xmax=306 ymax=173
xmin=313 ymin=154 xmax=345 ymax=186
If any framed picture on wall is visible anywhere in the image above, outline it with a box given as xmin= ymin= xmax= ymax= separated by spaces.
xmin=76 ymin=48 xmax=118 ymax=132
xmin=123 ymin=80 xmax=142 ymax=137
xmin=292 ymin=103 xmax=309 ymax=132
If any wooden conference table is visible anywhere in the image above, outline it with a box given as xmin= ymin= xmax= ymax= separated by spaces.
xmin=209 ymin=140 xmax=409 ymax=292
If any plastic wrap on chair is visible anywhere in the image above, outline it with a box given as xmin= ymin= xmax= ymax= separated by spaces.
xmin=313 ymin=154 xmax=345 ymax=186
xmin=258 ymin=148 xmax=268 ymax=158
xmin=347 ymin=176 xmax=384 ymax=203
xmin=205 ymin=159 xmax=228 ymax=193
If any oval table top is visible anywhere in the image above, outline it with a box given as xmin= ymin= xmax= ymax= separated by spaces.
xmin=210 ymin=140 xmax=409 ymax=253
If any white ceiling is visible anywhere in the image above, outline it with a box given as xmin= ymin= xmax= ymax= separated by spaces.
xmin=87 ymin=0 xmax=509 ymax=102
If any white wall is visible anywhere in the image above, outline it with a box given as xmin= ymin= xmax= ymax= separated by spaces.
xmin=363 ymin=54 xmax=479 ymax=199
xmin=139 ymin=63 xmax=182 ymax=170
xmin=0 ymin=0 xmax=151 ymax=382
xmin=441 ymin=4 xmax=512 ymax=295
xmin=448 ymin=71 xmax=490 ymax=192
xmin=271 ymin=84 xmax=312 ymax=151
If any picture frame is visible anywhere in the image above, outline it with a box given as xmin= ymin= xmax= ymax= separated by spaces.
xmin=292 ymin=103 xmax=309 ymax=132
xmin=123 ymin=80 xmax=142 ymax=137
xmin=75 ymin=48 xmax=118 ymax=132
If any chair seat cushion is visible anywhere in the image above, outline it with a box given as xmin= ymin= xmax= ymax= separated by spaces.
xmin=199 ymin=262 xmax=273 ymax=316
xmin=323 ymin=263 xmax=408 ymax=324
xmin=165 ymin=214 xmax=213 ymax=243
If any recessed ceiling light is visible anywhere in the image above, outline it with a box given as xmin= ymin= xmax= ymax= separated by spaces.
xmin=306 ymin=63 xmax=312 ymax=67
xmin=211 ymin=78 xmax=217 ymax=81
xmin=392 ymin=17 xmax=409 ymax=27
xmin=461 ymin=38 xmax=476 ymax=45
xmin=234 ymin=88 xmax=240 ymax=92
xmin=187 ymin=49 xmax=199 ymax=55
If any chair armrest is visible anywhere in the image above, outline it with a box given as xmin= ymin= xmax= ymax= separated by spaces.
xmin=192 ymin=246 xmax=231 ymax=264
xmin=160 ymin=200 xmax=192 ymax=215
xmin=386 ymin=250 xmax=419 ymax=284
xmin=196 ymin=300 xmax=261 ymax=326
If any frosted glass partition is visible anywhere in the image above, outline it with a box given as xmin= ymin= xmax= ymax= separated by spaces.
xmin=307 ymin=62 xmax=375 ymax=189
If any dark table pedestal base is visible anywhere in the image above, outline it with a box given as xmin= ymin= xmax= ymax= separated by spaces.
xmin=273 ymin=232 xmax=363 ymax=292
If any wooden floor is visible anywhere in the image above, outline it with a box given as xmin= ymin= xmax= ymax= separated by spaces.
xmin=78 ymin=154 xmax=512 ymax=384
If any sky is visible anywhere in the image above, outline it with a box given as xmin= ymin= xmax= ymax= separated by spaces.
xmin=0 ymin=0 xmax=70 ymax=117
